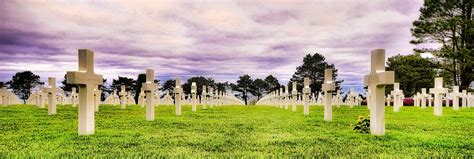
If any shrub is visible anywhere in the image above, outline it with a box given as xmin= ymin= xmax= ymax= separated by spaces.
xmin=353 ymin=115 xmax=370 ymax=134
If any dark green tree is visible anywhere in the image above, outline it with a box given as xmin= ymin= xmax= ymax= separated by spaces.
xmin=289 ymin=53 xmax=343 ymax=97
xmin=182 ymin=76 xmax=215 ymax=96
xmin=6 ymin=71 xmax=44 ymax=103
xmin=134 ymin=74 xmax=159 ymax=103
xmin=161 ymin=79 xmax=176 ymax=96
xmin=0 ymin=81 xmax=5 ymax=88
xmin=386 ymin=54 xmax=438 ymax=97
xmin=264 ymin=75 xmax=280 ymax=93
xmin=215 ymin=82 xmax=229 ymax=93
xmin=411 ymin=0 xmax=474 ymax=89
xmin=134 ymin=74 xmax=146 ymax=103
xmin=110 ymin=76 xmax=137 ymax=95
xmin=251 ymin=78 xmax=268 ymax=100
xmin=232 ymin=74 xmax=254 ymax=105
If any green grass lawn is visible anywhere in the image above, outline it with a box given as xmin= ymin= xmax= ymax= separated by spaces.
xmin=0 ymin=104 xmax=473 ymax=157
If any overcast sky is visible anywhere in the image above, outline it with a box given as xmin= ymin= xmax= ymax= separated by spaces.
xmin=0 ymin=0 xmax=425 ymax=94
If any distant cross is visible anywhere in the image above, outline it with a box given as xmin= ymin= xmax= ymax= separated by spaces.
xmin=139 ymin=88 xmax=146 ymax=108
xmin=119 ymin=85 xmax=127 ymax=109
xmin=43 ymin=77 xmax=58 ymax=115
xmin=390 ymin=83 xmax=403 ymax=112
xmin=363 ymin=49 xmax=395 ymax=135
xmin=191 ymin=82 xmax=197 ymax=112
xmin=429 ymin=77 xmax=447 ymax=116
xmin=322 ymin=69 xmax=335 ymax=121
xmin=348 ymin=89 xmax=357 ymax=108
xmin=208 ymin=87 xmax=214 ymax=108
xmin=174 ymin=77 xmax=183 ymax=115
xmin=202 ymin=85 xmax=207 ymax=109
xmin=142 ymin=69 xmax=158 ymax=121
xmin=386 ymin=95 xmax=391 ymax=107
xmin=450 ymin=86 xmax=462 ymax=110
xmin=292 ymin=81 xmax=297 ymax=112
xmin=0 ymin=87 xmax=8 ymax=107
xmin=38 ymin=86 xmax=45 ymax=108
xmin=66 ymin=49 xmax=103 ymax=135
xmin=278 ymin=87 xmax=285 ymax=108
xmin=303 ymin=77 xmax=311 ymax=115
xmin=461 ymin=90 xmax=468 ymax=108
xmin=71 ymin=87 xmax=78 ymax=107
xmin=284 ymin=85 xmax=289 ymax=109
xmin=420 ymin=88 xmax=431 ymax=108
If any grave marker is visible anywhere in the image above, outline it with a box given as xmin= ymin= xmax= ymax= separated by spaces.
xmin=363 ymin=49 xmax=394 ymax=135
xmin=429 ymin=77 xmax=447 ymax=116
xmin=303 ymin=77 xmax=311 ymax=115
xmin=43 ymin=77 xmax=58 ymax=115
xmin=119 ymin=85 xmax=127 ymax=109
xmin=322 ymin=69 xmax=335 ymax=121
xmin=292 ymin=81 xmax=297 ymax=112
xmin=143 ymin=69 xmax=158 ymax=121
xmin=66 ymin=49 xmax=103 ymax=135
xmin=174 ymin=77 xmax=183 ymax=115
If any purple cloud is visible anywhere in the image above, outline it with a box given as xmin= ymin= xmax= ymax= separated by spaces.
xmin=0 ymin=0 xmax=425 ymax=97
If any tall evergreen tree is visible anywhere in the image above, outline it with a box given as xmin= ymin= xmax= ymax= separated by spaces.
xmin=251 ymin=78 xmax=268 ymax=100
xmin=289 ymin=53 xmax=343 ymax=97
xmin=232 ymin=74 xmax=253 ymax=105
xmin=110 ymin=76 xmax=137 ymax=95
xmin=264 ymin=75 xmax=280 ymax=93
xmin=411 ymin=0 xmax=474 ymax=89
xmin=182 ymin=76 xmax=215 ymax=96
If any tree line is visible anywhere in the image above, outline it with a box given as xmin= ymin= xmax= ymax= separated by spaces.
xmin=1 ymin=53 xmax=344 ymax=105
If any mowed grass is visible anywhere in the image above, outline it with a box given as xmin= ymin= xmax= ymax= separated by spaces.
xmin=0 ymin=104 xmax=473 ymax=158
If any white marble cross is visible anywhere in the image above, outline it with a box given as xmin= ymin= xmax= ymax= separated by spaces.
xmin=386 ymin=95 xmax=391 ymax=107
xmin=208 ymin=87 xmax=214 ymax=108
xmin=303 ymin=77 xmax=311 ymax=115
xmin=43 ymin=77 xmax=58 ymax=115
xmin=191 ymin=82 xmax=197 ymax=112
xmin=461 ymin=90 xmax=468 ymax=108
xmin=390 ymin=83 xmax=403 ymax=112
xmin=322 ymin=69 xmax=335 ymax=121
xmin=450 ymin=86 xmax=462 ymax=110
xmin=429 ymin=77 xmax=447 ymax=116
xmin=38 ymin=86 xmax=45 ymax=108
xmin=363 ymin=49 xmax=395 ymax=135
xmin=292 ymin=81 xmax=297 ymax=112
xmin=174 ymin=77 xmax=183 ymax=115
xmin=71 ymin=87 xmax=78 ymax=107
xmin=138 ymin=88 xmax=146 ymax=108
xmin=0 ymin=87 xmax=8 ymax=107
xmin=348 ymin=89 xmax=357 ymax=108
xmin=66 ymin=49 xmax=103 ymax=135
xmin=427 ymin=95 xmax=433 ymax=107
xmin=202 ymin=85 xmax=207 ymax=109
xmin=142 ymin=69 xmax=158 ymax=121
xmin=119 ymin=85 xmax=127 ymax=109
xmin=284 ymin=85 xmax=289 ymax=109
xmin=420 ymin=88 xmax=430 ymax=108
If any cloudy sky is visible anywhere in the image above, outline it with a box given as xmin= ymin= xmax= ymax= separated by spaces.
xmin=0 ymin=0 xmax=425 ymax=94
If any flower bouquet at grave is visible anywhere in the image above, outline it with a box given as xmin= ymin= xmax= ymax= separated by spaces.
xmin=353 ymin=115 xmax=370 ymax=134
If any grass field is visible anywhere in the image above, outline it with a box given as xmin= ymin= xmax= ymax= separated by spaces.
xmin=0 ymin=104 xmax=473 ymax=157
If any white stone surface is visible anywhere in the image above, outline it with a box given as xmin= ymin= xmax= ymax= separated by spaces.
xmin=363 ymin=49 xmax=395 ymax=135
xmin=66 ymin=49 xmax=103 ymax=135
xmin=322 ymin=69 xmax=335 ymax=121
xmin=429 ymin=77 xmax=447 ymax=116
